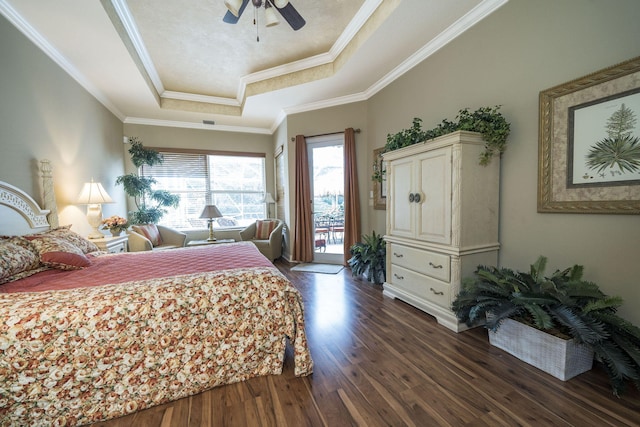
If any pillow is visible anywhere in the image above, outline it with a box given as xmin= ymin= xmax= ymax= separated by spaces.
xmin=132 ymin=224 xmax=163 ymax=247
xmin=0 ymin=237 xmax=42 ymax=284
xmin=255 ymin=220 xmax=277 ymax=240
xmin=26 ymin=234 xmax=92 ymax=270
xmin=45 ymin=225 xmax=100 ymax=254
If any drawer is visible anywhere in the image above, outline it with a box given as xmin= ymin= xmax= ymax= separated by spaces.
xmin=389 ymin=244 xmax=450 ymax=282
xmin=108 ymin=243 xmax=126 ymax=253
xmin=389 ymin=264 xmax=451 ymax=309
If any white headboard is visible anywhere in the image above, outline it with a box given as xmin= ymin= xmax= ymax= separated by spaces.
xmin=0 ymin=160 xmax=57 ymax=236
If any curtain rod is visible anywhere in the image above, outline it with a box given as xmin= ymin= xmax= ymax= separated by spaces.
xmin=290 ymin=128 xmax=361 ymax=142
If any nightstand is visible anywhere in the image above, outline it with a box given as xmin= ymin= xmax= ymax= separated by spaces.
xmin=92 ymin=235 xmax=129 ymax=254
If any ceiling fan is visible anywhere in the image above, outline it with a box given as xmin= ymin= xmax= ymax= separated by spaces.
xmin=223 ymin=0 xmax=306 ymax=31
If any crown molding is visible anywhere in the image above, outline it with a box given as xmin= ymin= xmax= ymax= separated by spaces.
xmin=279 ymin=0 xmax=509 ymax=126
xmin=366 ymin=0 xmax=509 ymax=98
xmin=0 ymin=0 xmax=126 ymax=121
xmin=123 ymin=116 xmax=271 ymax=135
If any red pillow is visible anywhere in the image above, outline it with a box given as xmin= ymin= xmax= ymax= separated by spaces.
xmin=255 ymin=220 xmax=277 ymax=240
xmin=26 ymin=234 xmax=92 ymax=270
xmin=133 ymin=224 xmax=163 ymax=247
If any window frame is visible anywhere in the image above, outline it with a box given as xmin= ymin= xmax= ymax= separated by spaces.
xmin=141 ymin=147 xmax=268 ymax=230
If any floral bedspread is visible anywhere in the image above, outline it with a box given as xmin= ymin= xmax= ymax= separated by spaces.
xmin=0 ymin=267 xmax=313 ymax=426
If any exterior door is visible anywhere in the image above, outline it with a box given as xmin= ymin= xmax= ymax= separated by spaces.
xmin=307 ymin=135 xmax=344 ymax=264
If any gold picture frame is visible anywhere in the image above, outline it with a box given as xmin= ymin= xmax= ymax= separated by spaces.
xmin=538 ymin=56 xmax=640 ymax=214
xmin=373 ymin=147 xmax=386 ymax=210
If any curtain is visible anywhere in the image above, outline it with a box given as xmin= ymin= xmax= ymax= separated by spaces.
xmin=343 ymin=128 xmax=361 ymax=265
xmin=292 ymin=135 xmax=314 ymax=262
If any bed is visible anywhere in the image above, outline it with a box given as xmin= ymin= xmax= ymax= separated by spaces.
xmin=0 ymin=174 xmax=313 ymax=426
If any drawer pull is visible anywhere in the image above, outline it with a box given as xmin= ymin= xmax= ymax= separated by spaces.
xmin=430 ymin=287 xmax=444 ymax=296
xmin=393 ymin=252 xmax=404 ymax=258
xmin=394 ymin=273 xmax=404 ymax=280
xmin=429 ymin=262 xmax=443 ymax=269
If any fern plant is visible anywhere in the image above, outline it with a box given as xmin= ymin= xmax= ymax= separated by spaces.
xmin=452 ymin=256 xmax=640 ymax=396
xmin=347 ymin=231 xmax=386 ymax=284
xmin=115 ymin=137 xmax=180 ymax=224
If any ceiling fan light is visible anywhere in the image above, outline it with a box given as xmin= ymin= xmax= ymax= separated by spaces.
xmin=225 ymin=0 xmax=243 ymax=17
xmin=274 ymin=0 xmax=288 ymax=8
xmin=265 ymin=6 xmax=279 ymax=27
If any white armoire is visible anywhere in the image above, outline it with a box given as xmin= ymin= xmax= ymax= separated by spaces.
xmin=382 ymin=131 xmax=500 ymax=332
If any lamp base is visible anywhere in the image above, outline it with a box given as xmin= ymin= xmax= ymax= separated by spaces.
xmin=207 ymin=219 xmax=216 ymax=241
xmin=87 ymin=204 xmax=104 ymax=240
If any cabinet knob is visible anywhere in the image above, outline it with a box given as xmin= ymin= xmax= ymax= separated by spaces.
xmin=393 ymin=252 xmax=404 ymax=258
xmin=413 ymin=193 xmax=421 ymax=203
xmin=430 ymin=287 xmax=444 ymax=296
xmin=429 ymin=262 xmax=443 ymax=269
xmin=393 ymin=273 xmax=404 ymax=280
xmin=408 ymin=193 xmax=415 ymax=203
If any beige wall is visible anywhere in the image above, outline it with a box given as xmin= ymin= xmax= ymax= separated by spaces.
xmin=367 ymin=0 xmax=640 ymax=324
xmin=0 ymin=15 xmax=124 ymax=237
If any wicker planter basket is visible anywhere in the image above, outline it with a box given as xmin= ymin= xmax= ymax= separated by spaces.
xmin=488 ymin=318 xmax=594 ymax=381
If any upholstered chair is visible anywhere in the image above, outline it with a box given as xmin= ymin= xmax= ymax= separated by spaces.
xmin=239 ymin=219 xmax=284 ymax=261
xmin=128 ymin=224 xmax=187 ymax=252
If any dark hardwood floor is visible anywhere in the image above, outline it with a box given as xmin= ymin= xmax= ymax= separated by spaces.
xmin=92 ymin=261 xmax=640 ymax=427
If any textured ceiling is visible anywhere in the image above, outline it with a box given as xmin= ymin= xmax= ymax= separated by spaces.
xmin=1 ymin=0 xmax=507 ymax=133
xmin=128 ymin=0 xmax=366 ymax=98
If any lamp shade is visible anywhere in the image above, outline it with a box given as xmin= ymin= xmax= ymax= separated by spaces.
xmin=225 ymin=0 xmax=243 ymax=17
xmin=199 ymin=205 xmax=222 ymax=219
xmin=264 ymin=193 xmax=276 ymax=203
xmin=77 ymin=181 xmax=113 ymax=205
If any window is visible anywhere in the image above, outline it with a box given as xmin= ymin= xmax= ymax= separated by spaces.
xmin=141 ymin=150 xmax=266 ymax=229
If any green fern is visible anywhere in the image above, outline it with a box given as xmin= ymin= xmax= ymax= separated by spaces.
xmin=452 ymin=256 xmax=640 ymax=396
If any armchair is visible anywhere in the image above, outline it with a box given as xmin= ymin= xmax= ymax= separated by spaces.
xmin=239 ymin=219 xmax=284 ymax=262
xmin=128 ymin=224 xmax=187 ymax=252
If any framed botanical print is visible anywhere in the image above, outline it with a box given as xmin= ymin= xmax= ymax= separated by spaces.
xmin=538 ymin=56 xmax=640 ymax=214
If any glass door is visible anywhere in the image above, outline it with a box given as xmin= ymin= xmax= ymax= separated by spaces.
xmin=307 ymin=135 xmax=344 ymax=264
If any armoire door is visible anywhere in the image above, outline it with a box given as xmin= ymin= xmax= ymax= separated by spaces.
xmin=388 ymin=156 xmax=415 ymax=238
xmin=416 ymin=147 xmax=451 ymax=244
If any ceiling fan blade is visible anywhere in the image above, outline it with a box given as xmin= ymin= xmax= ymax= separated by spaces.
xmin=223 ymin=0 xmax=250 ymax=24
xmin=274 ymin=2 xmax=305 ymax=31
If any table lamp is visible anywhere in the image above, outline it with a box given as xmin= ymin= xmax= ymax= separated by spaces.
xmin=77 ymin=180 xmax=114 ymax=239
xmin=199 ymin=205 xmax=222 ymax=241
xmin=264 ymin=193 xmax=276 ymax=218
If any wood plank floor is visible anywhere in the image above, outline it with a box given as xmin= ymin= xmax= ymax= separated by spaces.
xmin=91 ymin=261 xmax=640 ymax=427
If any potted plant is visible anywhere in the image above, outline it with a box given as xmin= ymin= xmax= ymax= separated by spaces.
xmin=116 ymin=137 xmax=180 ymax=224
xmin=347 ymin=231 xmax=386 ymax=284
xmin=452 ymin=256 xmax=640 ymax=396
xmin=373 ymin=106 xmax=511 ymax=181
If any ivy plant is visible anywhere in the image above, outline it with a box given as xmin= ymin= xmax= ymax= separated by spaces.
xmin=374 ymin=106 xmax=511 ymax=182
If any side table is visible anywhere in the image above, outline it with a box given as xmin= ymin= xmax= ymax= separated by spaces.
xmin=187 ymin=238 xmax=235 ymax=247
xmin=91 ymin=235 xmax=129 ymax=253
